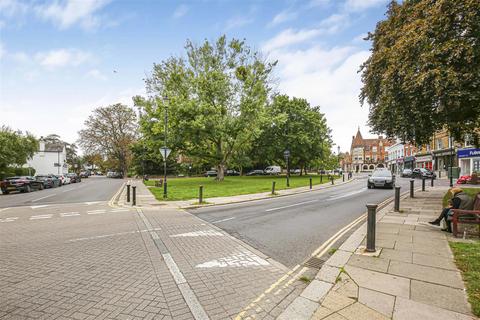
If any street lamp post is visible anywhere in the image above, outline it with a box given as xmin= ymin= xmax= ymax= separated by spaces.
xmin=284 ymin=150 xmax=290 ymax=187
xmin=449 ymin=135 xmax=454 ymax=187
xmin=163 ymin=96 xmax=169 ymax=198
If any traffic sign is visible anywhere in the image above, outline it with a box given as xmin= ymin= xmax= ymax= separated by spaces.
xmin=159 ymin=147 xmax=171 ymax=159
xmin=283 ymin=150 xmax=290 ymax=157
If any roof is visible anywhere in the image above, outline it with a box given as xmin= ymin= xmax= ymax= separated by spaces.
xmin=350 ymin=129 xmax=393 ymax=149
xmin=43 ymin=142 xmax=65 ymax=152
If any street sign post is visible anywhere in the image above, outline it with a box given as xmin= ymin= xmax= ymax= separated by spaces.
xmin=159 ymin=147 xmax=171 ymax=159
xmin=284 ymin=149 xmax=290 ymax=187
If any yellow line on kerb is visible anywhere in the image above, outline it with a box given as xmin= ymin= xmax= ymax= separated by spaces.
xmin=108 ymin=182 xmax=126 ymax=208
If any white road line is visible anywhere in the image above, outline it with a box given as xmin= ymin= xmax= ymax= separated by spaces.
xmin=0 ymin=217 xmax=18 ymax=222
xmin=68 ymin=228 xmax=162 ymax=242
xmin=30 ymin=214 xmax=53 ymax=220
xmin=211 ymin=217 xmax=236 ymax=224
xmin=30 ymin=205 xmax=49 ymax=209
xmin=0 ymin=208 xmax=10 ymax=213
xmin=110 ymin=209 xmax=129 ymax=213
xmin=87 ymin=210 xmax=106 ymax=215
xmin=31 ymin=194 xmax=57 ymax=202
xmin=327 ymin=188 xmax=367 ymax=201
xmin=60 ymin=212 xmax=80 ymax=217
xmin=265 ymin=200 xmax=318 ymax=212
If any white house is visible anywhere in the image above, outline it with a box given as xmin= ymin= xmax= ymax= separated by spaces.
xmin=26 ymin=138 xmax=68 ymax=175
xmin=386 ymin=141 xmax=404 ymax=175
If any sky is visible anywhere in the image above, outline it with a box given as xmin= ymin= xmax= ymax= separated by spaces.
xmin=0 ymin=0 xmax=391 ymax=154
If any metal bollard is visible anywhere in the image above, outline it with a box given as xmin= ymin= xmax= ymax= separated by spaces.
xmin=431 ymin=176 xmax=434 ymax=187
xmin=422 ymin=178 xmax=426 ymax=191
xmin=343 ymin=174 xmax=345 ymax=182
xmin=199 ymin=185 xmax=203 ymax=203
xmin=394 ymin=186 xmax=401 ymax=212
xmin=366 ymin=204 xmax=378 ymax=252
xmin=271 ymin=181 xmax=276 ymax=194
xmin=132 ymin=186 xmax=136 ymax=206
xmin=127 ymin=184 xmax=130 ymax=202
xmin=309 ymin=177 xmax=312 ymax=190
xmin=439 ymin=170 xmax=441 ymax=178
xmin=331 ymin=176 xmax=334 ymax=185
xmin=320 ymin=175 xmax=323 ymax=183
xmin=410 ymin=179 xmax=414 ymax=198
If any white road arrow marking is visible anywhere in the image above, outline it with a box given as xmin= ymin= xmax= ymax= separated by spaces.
xmin=170 ymin=230 xmax=224 ymax=237
xmin=196 ymin=248 xmax=269 ymax=268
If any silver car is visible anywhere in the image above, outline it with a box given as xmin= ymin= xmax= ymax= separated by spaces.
xmin=367 ymin=169 xmax=395 ymax=189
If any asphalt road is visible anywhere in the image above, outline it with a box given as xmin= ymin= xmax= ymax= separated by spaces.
xmin=0 ymin=176 xmax=125 ymax=208
xmin=188 ymin=175 xmax=435 ymax=268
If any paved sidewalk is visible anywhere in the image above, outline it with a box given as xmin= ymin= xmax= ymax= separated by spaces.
xmin=120 ymin=176 xmax=354 ymax=209
xmin=117 ymin=179 xmax=315 ymax=319
xmin=278 ymin=186 xmax=477 ymax=320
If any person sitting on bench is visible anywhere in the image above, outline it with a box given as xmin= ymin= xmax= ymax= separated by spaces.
xmin=429 ymin=187 xmax=474 ymax=232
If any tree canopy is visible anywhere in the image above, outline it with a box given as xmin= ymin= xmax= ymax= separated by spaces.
xmin=137 ymin=35 xmax=276 ymax=180
xmin=78 ymin=104 xmax=138 ymax=176
xmin=360 ymin=0 xmax=480 ymax=145
xmin=0 ymin=126 xmax=38 ymax=177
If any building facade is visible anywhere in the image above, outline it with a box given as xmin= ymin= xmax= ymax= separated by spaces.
xmin=349 ymin=129 xmax=391 ymax=172
xmin=26 ymin=138 xmax=68 ymax=175
xmin=386 ymin=142 xmax=404 ymax=175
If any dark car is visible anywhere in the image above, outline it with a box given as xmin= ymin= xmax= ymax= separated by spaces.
xmin=412 ymin=168 xmax=436 ymax=179
xmin=367 ymin=169 xmax=395 ymax=189
xmin=246 ymin=170 xmax=265 ymax=176
xmin=1 ymin=176 xmax=44 ymax=194
xmin=204 ymin=170 xmax=218 ymax=177
xmin=35 ymin=175 xmax=60 ymax=188
xmin=67 ymin=173 xmax=81 ymax=183
xmin=226 ymin=170 xmax=240 ymax=176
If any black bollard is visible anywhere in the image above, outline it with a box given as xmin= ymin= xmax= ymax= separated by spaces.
xmin=127 ymin=184 xmax=131 ymax=202
xmin=410 ymin=179 xmax=414 ymax=198
xmin=431 ymin=176 xmax=434 ymax=187
xmin=132 ymin=186 xmax=136 ymax=206
xmin=343 ymin=174 xmax=345 ymax=182
xmin=199 ymin=185 xmax=203 ymax=203
xmin=422 ymin=178 xmax=426 ymax=191
xmin=366 ymin=204 xmax=378 ymax=252
xmin=394 ymin=186 xmax=401 ymax=212
xmin=309 ymin=177 xmax=312 ymax=190
xmin=272 ymin=181 xmax=276 ymax=194
xmin=320 ymin=174 xmax=323 ymax=183
xmin=439 ymin=170 xmax=441 ymax=179
xmin=331 ymin=176 xmax=334 ymax=185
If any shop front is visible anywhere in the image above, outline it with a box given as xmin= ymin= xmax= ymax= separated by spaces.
xmin=433 ymin=148 xmax=457 ymax=172
xmin=415 ymin=154 xmax=433 ymax=170
xmin=404 ymin=156 xmax=415 ymax=169
xmin=457 ymin=148 xmax=480 ymax=175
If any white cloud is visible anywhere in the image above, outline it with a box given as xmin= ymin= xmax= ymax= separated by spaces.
xmin=0 ymin=0 xmax=29 ymax=17
xmin=267 ymin=43 xmax=372 ymax=152
xmin=173 ymin=4 xmax=188 ymax=19
xmin=262 ymin=28 xmax=323 ymax=52
xmin=268 ymin=9 xmax=297 ymax=27
xmin=225 ymin=16 xmax=253 ymax=30
xmin=308 ymin=0 xmax=331 ymax=8
xmin=35 ymin=49 xmax=93 ymax=69
xmin=343 ymin=0 xmax=388 ymax=12
xmin=35 ymin=0 xmax=111 ymax=30
xmin=86 ymin=69 xmax=107 ymax=80
xmin=0 ymin=42 xmax=5 ymax=59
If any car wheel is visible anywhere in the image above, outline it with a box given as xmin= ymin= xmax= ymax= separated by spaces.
xmin=25 ymin=185 xmax=31 ymax=193
xmin=3 ymin=190 xmax=9 ymax=194
xmin=39 ymin=184 xmax=44 ymax=190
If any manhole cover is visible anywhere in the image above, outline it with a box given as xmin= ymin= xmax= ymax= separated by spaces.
xmin=303 ymin=256 xmax=326 ymax=269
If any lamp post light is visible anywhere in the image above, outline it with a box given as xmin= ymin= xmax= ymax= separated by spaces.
xmin=284 ymin=149 xmax=290 ymax=187
xmin=151 ymin=94 xmax=170 ymax=198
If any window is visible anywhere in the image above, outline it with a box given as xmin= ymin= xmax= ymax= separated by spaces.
xmin=436 ymin=139 xmax=443 ymax=150
xmin=372 ymin=146 xmax=377 ymax=152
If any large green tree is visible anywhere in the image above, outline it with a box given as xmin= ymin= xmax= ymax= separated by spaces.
xmin=360 ymin=0 xmax=480 ymax=145
xmin=137 ymin=36 xmax=276 ymax=180
xmin=0 ymin=126 xmax=38 ymax=177
xmin=78 ymin=104 xmax=138 ymax=176
xmin=251 ymin=95 xmax=332 ymax=174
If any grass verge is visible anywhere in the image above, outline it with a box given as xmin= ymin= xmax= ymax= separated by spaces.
xmin=449 ymin=241 xmax=480 ymax=317
xmin=145 ymin=175 xmax=340 ymax=201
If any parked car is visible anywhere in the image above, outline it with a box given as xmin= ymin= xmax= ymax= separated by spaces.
xmin=246 ymin=170 xmax=265 ymax=176
xmin=290 ymin=168 xmax=301 ymax=174
xmin=367 ymin=169 xmax=395 ymax=189
xmin=264 ymin=166 xmax=281 ymax=175
xmin=204 ymin=170 xmax=218 ymax=177
xmin=80 ymin=171 xmax=89 ymax=178
xmin=412 ymin=168 xmax=436 ymax=179
xmin=401 ymin=169 xmax=412 ymax=177
xmin=457 ymin=175 xmax=472 ymax=184
xmin=1 ymin=176 xmax=44 ymax=194
xmin=35 ymin=175 xmax=60 ymax=188
xmin=67 ymin=173 xmax=81 ymax=183
xmin=55 ymin=174 xmax=71 ymax=186
xmin=226 ymin=170 xmax=240 ymax=176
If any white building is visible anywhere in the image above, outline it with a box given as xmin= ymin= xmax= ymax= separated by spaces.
xmin=26 ymin=138 xmax=68 ymax=175
xmin=457 ymin=147 xmax=480 ymax=176
xmin=386 ymin=141 xmax=404 ymax=175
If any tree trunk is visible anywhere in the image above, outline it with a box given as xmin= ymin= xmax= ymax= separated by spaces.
xmin=216 ymin=163 xmax=226 ymax=181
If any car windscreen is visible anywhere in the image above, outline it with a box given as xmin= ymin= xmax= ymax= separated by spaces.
xmin=372 ymin=171 xmax=391 ymax=177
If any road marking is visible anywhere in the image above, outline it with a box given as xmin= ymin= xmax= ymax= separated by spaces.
xmin=196 ymin=248 xmax=269 ymax=268
xmin=0 ymin=217 xmax=18 ymax=222
xmin=170 ymin=230 xmax=224 ymax=237
xmin=110 ymin=208 xmax=129 ymax=213
xmin=67 ymin=228 xmax=162 ymax=242
xmin=30 ymin=205 xmax=49 ymax=209
xmin=0 ymin=208 xmax=10 ymax=213
xmin=31 ymin=194 xmax=57 ymax=202
xmin=211 ymin=217 xmax=236 ymax=224
xmin=30 ymin=214 xmax=53 ymax=220
xmin=108 ymin=182 xmax=126 ymax=208
xmin=85 ymin=201 xmax=101 ymax=205
xmin=87 ymin=210 xmax=106 ymax=214
xmin=327 ymin=188 xmax=367 ymax=201
xmin=60 ymin=212 xmax=80 ymax=217
xmin=265 ymin=199 xmax=318 ymax=212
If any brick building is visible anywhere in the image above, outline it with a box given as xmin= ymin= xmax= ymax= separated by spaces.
xmin=349 ymin=128 xmax=391 ymax=173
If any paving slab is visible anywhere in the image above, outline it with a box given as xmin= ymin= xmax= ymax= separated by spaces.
xmin=379 ymin=248 xmax=412 ymax=263
xmin=388 ymin=261 xmax=464 ymax=289
xmin=301 ymin=280 xmax=333 ymax=302
xmin=316 ymin=265 xmax=341 ymax=284
xmin=337 ymin=302 xmax=389 ymax=320
xmin=311 ymin=306 xmax=335 ymax=320
xmin=325 ymin=250 xmax=352 ymax=268
xmin=393 ymin=297 xmax=476 ymax=320
xmin=277 ymin=296 xmax=318 ymax=320
xmin=358 ymin=287 xmax=395 ymax=318
xmin=410 ymin=280 xmax=472 ymax=315
xmin=347 ymin=254 xmax=390 ymax=273
xmin=320 ymin=291 xmax=355 ymax=312
xmin=412 ymin=252 xmax=458 ymax=271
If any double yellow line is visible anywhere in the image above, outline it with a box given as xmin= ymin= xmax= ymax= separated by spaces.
xmin=108 ymin=182 xmax=126 ymax=208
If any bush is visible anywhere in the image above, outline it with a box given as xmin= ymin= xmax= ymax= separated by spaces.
xmin=0 ymin=167 xmax=35 ymax=180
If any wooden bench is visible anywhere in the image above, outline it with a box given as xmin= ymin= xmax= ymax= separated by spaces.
xmin=451 ymin=193 xmax=480 ymax=238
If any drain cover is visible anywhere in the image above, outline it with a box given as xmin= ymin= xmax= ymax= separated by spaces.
xmin=303 ymin=256 xmax=326 ymax=269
